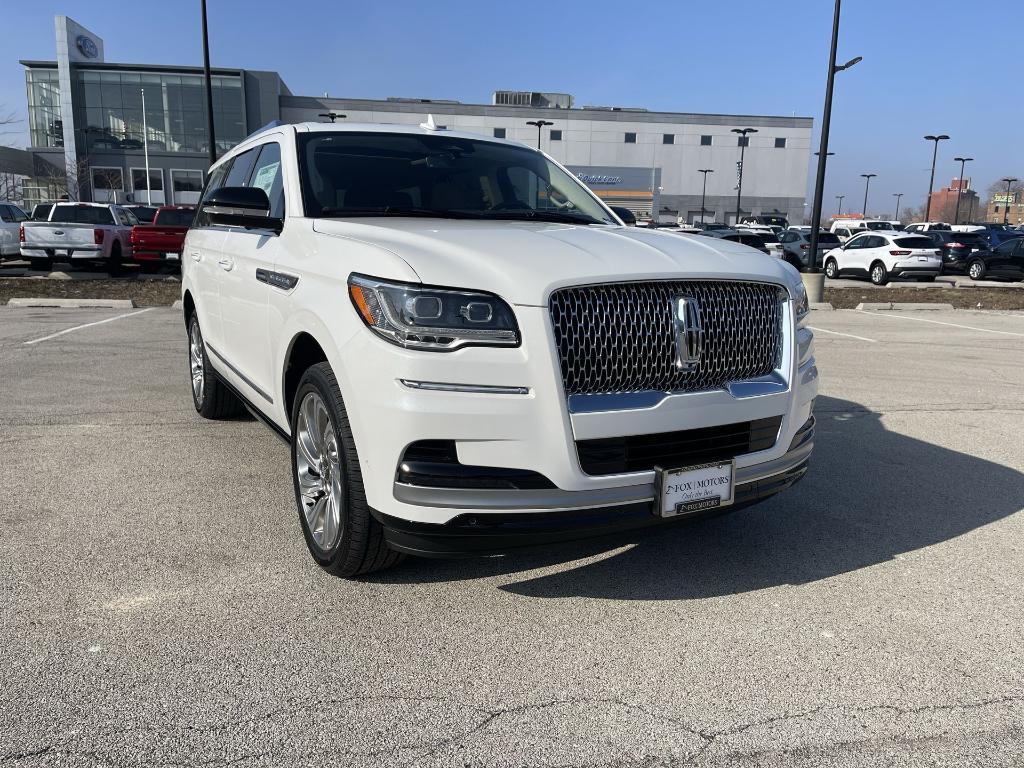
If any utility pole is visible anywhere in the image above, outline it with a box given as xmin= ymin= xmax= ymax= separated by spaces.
xmin=860 ymin=173 xmax=876 ymax=217
xmin=923 ymin=134 xmax=949 ymax=221
xmin=893 ymin=193 xmax=903 ymax=221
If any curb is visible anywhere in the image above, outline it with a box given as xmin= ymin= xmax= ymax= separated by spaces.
xmin=171 ymin=300 xmax=183 ymax=310
xmin=810 ymin=303 xmax=834 ymax=311
xmin=7 ymin=298 xmax=136 ymax=309
xmin=855 ymin=302 xmax=955 ymax=311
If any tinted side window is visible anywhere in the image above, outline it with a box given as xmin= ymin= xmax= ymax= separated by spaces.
xmin=224 ymin=148 xmax=258 ymax=188
xmin=196 ymin=162 xmax=231 ymax=227
xmin=846 ymin=236 xmax=868 ymax=249
xmin=0 ymin=205 xmax=12 ymax=222
xmin=248 ymin=142 xmax=285 ymax=219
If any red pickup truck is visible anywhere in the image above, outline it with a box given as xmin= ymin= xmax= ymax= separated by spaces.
xmin=128 ymin=206 xmax=195 ymax=271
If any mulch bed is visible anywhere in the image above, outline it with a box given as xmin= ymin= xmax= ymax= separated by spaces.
xmin=824 ymin=287 xmax=1024 ymax=310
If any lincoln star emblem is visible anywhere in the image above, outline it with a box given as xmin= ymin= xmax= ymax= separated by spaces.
xmin=673 ymin=296 xmax=704 ymax=371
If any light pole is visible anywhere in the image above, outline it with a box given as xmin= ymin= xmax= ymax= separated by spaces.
xmin=731 ymin=128 xmax=757 ymax=224
xmin=200 ymin=0 xmax=217 ymax=166
xmin=697 ymin=169 xmax=713 ymax=223
xmin=893 ymin=193 xmax=903 ymax=221
xmin=1001 ymin=177 xmax=1017 ymax=225
xmin=807 ymin=0 xmax=861 ymax=285
xmin=526 ymin=119 xmax=553 ymax=150
xmin=923 ymin=134 xmax=950 ymax=221
xmin=835 ymin=194 xmax=845 ymax=217
xmin=141 ymin=88 xmax=152 ymax=205
xmin=860 ymin=173 xmax=876 ymax=217
xmin=952 ymin=157 xmax=972 ymax=225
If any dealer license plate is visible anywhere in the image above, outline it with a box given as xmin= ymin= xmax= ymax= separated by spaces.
xmin=165 ymin=252 xmax=179 ymax=260
xmin=655 ymin=461 xmax=735 ymax=518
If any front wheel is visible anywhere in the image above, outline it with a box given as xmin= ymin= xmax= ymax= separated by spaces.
xmin=870 ymin=262 xmax=889 ymax=286
xmin=968 ymin=260 xmax=986 ymax=281
xmin=291 ymin=362 xmax=403 ymax=577
xmin=824 ymin=258 xmax=839 ymax=279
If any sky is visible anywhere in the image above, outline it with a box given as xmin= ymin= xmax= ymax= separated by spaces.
xmin=2 ymin=0 xmax=1021 ymax=219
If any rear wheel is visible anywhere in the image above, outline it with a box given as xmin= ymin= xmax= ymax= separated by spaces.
xmin=870 ymin=261 xmax=889 ymax=286
xmin=824 ymin=258 xmax=839 ymax=279
xmin=188 ymin=313 xmax=244 ymax=419
xmin=968 ymin=260 xmax=986 ymax=281
xmin=108 ymin=243 xmax=124 ymax=277
xmin=291 ymin=362 xmax=404 ymax=577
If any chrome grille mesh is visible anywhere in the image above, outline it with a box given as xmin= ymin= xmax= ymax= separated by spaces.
xmin=549 ymin=280 xmax=785 ymax=396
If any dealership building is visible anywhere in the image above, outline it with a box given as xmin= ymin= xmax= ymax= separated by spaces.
xmin=11 ymin=15 xmax=813 ymax=223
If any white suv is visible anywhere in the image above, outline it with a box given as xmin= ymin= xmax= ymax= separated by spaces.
xmin=823 ymin=231 xmax=942 ymax=284
xmin=182 ymin=121 xmax=817 ymax=576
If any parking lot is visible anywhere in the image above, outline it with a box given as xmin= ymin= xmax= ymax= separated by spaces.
xmin=1 ymin=306 xmax=1023 ymax=766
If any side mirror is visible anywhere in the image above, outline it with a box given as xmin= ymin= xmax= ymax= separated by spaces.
xmin=609 ymin=206 xmax=636 ymax=226
xmin=201 ymin=186 xmax=281 ymax=232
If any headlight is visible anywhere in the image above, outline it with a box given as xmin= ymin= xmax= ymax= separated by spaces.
xmin=793 ymin=283 xmax=810 ymax=326
xmin=348 ymin=274 xmax=519 ymax=351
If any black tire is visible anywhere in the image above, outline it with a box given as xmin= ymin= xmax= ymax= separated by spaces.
xmin=824 ymin=258 xmax=839 ymax=279
xmin=29 ymin=256 xmax=52 ymax=272
xmin=290 ymin=362 xmax=404 ymax=577
xmin=108 ymin=242 xmax=124 ymax=277
xmin=869 ymin=261 xmax=889 ymax=286
xmin=968 ymin=260 xmax=986 ymax=281
xmin=188 ymin=313 xmax=244 ymax=419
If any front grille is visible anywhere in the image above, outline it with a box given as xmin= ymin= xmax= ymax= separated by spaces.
xmin=576 ymin=417 xmax=783 ymax=475
xmin=549 ymin=280 xmax=784 ymax=396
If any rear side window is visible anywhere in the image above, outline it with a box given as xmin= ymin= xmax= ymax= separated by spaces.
xmin=894 ymin=236 xmax=936 ymax=249
xmin=224 ymin=148 xmax=259 ymax=187
xmin=248 ymin=142 xmax=285 ymax=219
xmin=32 ymin=204 xmax=53 ymax=221
xmin=50 ymin=206 xmax=115 ymax=225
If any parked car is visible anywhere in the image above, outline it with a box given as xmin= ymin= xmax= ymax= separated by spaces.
xmin=181 ymin=121 xmax=816 ymax=576
xmin=739 ymin=214 xmax=789 ymax=230
xmin=124 ymin=204 xmax=158 ymax=224
xmin=698 ymin=228 xmax=770 ymax=254
xmin=903 ymin=222 xmax=952 ymax=233
xmin=779 ymin=229 xmax=842 ymax=271
xmin=986 ymin=229 xmax=1024 ymax=249
xmin=129 ymin=205 xmax=195 ymax=271
xmin=736 ymin=226 xmax=784 ymax=258
xmin=20 ymin=202 xmax=136 ymax=273
xmin=0 ymin=202 xmax=29 ymax=260
xmin=823 ymin=231 xmax=941 ymax=285
xmin=957 ymin=238 xmax=1024 ymax=281
xmin=923 ymin=231 xmax=990 ymax=274
xmin=30 ymin=203 xmax=54 ymax=221
xmin=690 ymin=221 xmax=733 ymax=232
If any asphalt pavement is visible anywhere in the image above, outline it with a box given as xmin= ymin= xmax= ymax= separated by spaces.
xmin=1 ymin=306 xmax=1022 ymax=767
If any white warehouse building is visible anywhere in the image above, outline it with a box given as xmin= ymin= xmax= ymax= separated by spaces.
xmin=280 ymin=90 xmax=813 ymax=225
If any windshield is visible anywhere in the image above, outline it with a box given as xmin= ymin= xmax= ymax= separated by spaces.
xmin=129 ymin=206 xmax=157 ymax=223
xmin=50 ymin=206 xmax=114 ymax=225
xmin=297 ymin=131 xmax=616 ymax=225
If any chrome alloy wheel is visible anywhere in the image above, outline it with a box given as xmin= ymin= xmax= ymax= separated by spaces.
xmin=969 ymin=261 xmax=984 ymax=280
xmin=295 ymin=391 xmax=343 ymax=550
xmin=871 ymin=264 xmax=886 ymax=284
xmin=189 ymin=321 xmax=205 ymax=402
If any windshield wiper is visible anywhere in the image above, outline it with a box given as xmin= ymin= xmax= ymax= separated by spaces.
xmin=317 ymin=206 xmax=478 ymax=220
xmin=473 ymin=209 xmax=607 ymax=226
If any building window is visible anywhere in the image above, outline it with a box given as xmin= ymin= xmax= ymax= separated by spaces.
xmin=91 ymin=166 xmax=124 ymax=201
xmin=624 ymin=132 xmax=636 ymax=143
xmin=25 ymin=68 xmax=63 ymax=148
xmin=700 ymin=135 xmax=712 ymax=146
xmin=170 ymin=169 xmax=204 ymax=204
xmin=131 ymin=168 xmax=163 ymax=193
xmin=550 ymin=130 xmax=562 ymax=141
xmin=663 ymin=134 xmax=674 ymax=144
xmin=737 ymin=136 xmax=750 ymax=147
xmin=775 ymin=137 xmax=786 ymax=148
xmin=493 ymin=128 xmax=506 ymax=139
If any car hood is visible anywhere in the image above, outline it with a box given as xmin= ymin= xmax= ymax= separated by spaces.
xmin=311 ymin=218 xmax=801 ymax=305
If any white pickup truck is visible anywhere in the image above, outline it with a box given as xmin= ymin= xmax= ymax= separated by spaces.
xmin=20 ymin=202 xmax=137 ymax=273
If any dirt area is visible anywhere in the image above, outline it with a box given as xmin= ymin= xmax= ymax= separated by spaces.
xmin=824 ymin=287 xmax=1024 ymax=310
xmin=0 ymin=278 xmax=181 ymax=307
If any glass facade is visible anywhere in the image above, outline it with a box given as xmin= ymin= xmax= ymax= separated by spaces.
xmin=26 ymin=68 xmax=63 ymax=148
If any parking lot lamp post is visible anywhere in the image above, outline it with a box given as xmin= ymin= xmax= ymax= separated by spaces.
xmin=697 ymin=169 xmax=713 ymax=223
xmin=141 ymin=89 xmax=152 ymax=205
xmin=923 ymin=134 xmax=950 ymax=221
xmin=1002 ymin=178 xmax=1017 ymax=225
xmin=201 ymin=0 xmax=217 ymax=165
xmin=893 ymin=193 xmax=903 ymax=221
xmin=952 ymin=157 xmax=972 ymax=225
xmin=807 ymin=0 xmax=861 ymax=293
xmin=318 ymin=112 xmax=346 ymax=123
xmin=731 ymin=128 xmax=757 ymax=224
xmin=526 ymin=120 xmax=553 ymax=150
xmin=860 ymin=173 xmax=876 ymax=217
xmin=835 ymin=195 xmax=844 ymax=217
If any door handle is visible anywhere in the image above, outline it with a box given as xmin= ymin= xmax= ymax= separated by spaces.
xmin=217 ymin=258 xmax=234 ymax=271
xmin=190 ymin=251 xmax=202 ymax=262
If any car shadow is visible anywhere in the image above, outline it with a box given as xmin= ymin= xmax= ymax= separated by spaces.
xmin=369 ymin=395 xmax=1024 ymax=598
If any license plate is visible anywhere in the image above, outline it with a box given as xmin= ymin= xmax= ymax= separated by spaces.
xmin=655 ymin=460 xmax=735 ymax=518
xmin=917 ymin=256 xmax=929 ymax=262
xmin=165 ymin=252 xmax=179 ymax=260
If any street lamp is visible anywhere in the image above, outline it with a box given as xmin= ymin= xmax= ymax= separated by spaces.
xmin=697 ymin=169 xmax=713 ymax=224
xmin=526 ymin=119 xmax=553 ymax=149
xmin=731 ymin=127 xmax=757 ymax=223
xmin=318 ymin=112 xmax=346 ymax=123
xmin=807 ymin=0 xmax=861 ymax=286
xmin=860 ymin=173 xmax=876 ymax=217
xmin=835 ymin=194 xmax=845 ymax=217
xmin=1001 ymin=177 xmax=1017 ymax=225
xmin=200 ymin=0 xmax=217 ymax=165
xmin=952 ymin=157 xmax=972 ymax=225
xmin=923 ymin=134 xmax=950 ymax=221
xmin=893 ymin=193 xmax=903 ymax=221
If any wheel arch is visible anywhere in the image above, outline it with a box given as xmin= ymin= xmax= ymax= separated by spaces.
xmin=283 ymin=331 xmax=329 ymax=421
xmin=182 ymin=289 xmax=196 ymax=328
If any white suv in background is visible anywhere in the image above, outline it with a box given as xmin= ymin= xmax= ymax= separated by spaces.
xmin=181 ymin=121 xmax=817 ymax=576
xmin=823 ymin=231 xmax=942 ymax=284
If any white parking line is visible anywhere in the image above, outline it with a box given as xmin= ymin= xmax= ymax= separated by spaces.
xmin=23 ymin=308 xmax=153 ymax=346
xmin=855 ymin=310 xmax=1024 ymax=338
xmin=807 ymin=326 xmax=878 ymax=343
